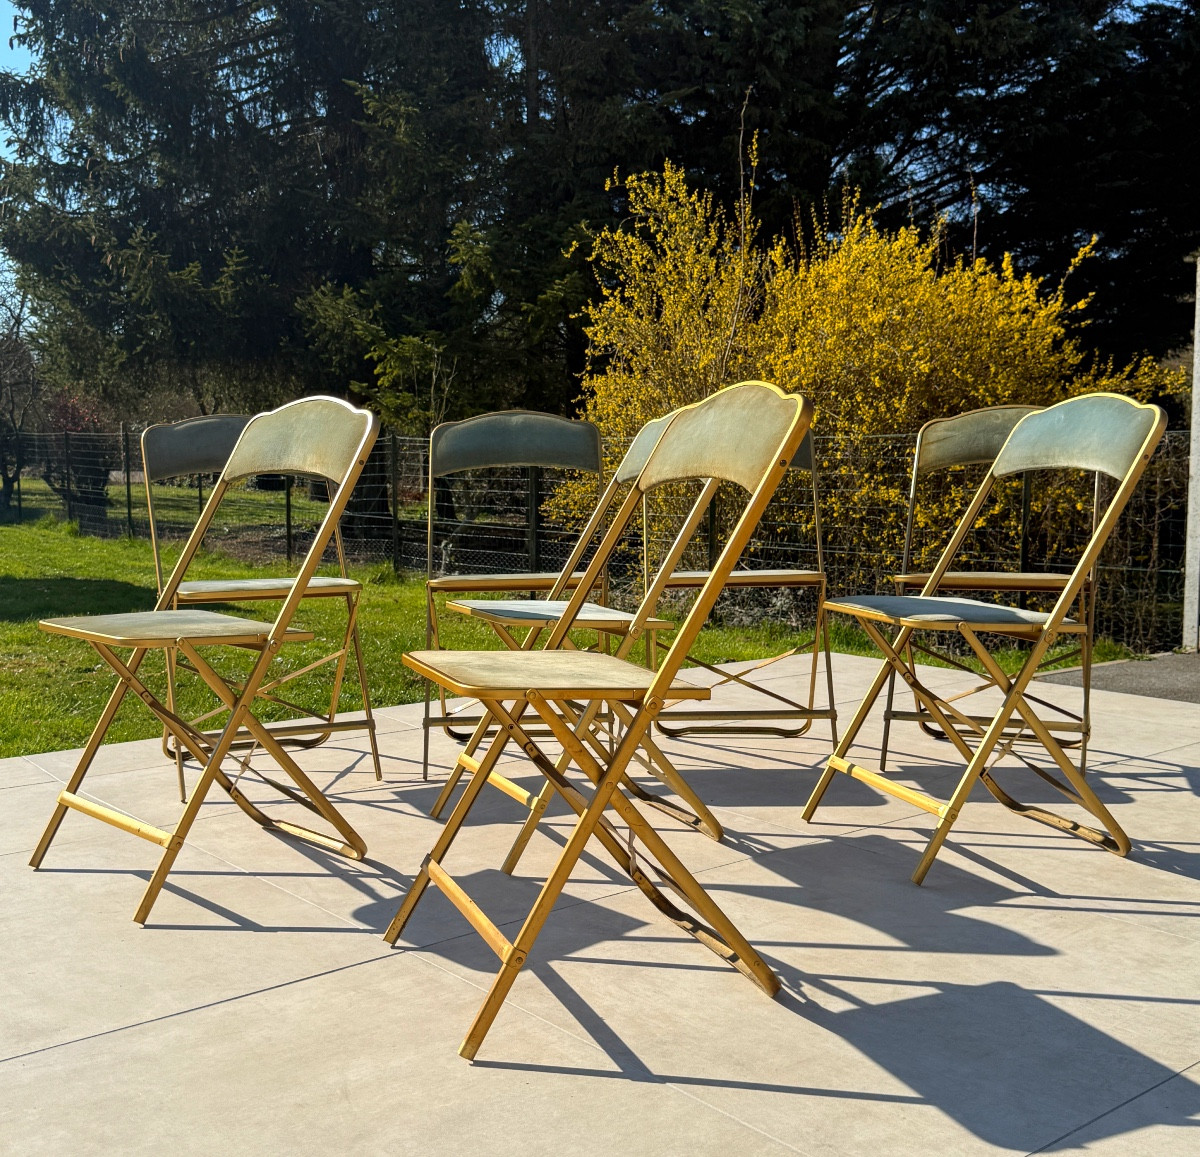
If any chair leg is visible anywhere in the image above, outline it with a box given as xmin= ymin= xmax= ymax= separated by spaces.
xmin=879 ymin=664 xmax=899 ymax=773
xmin=385 ymin=710 xmax=525 ymax=945
xmin=960 ymin=628 xmax=1128 ymax=856
xmin=1079 ymin=585 xmax=1094 ymax=776
xmin=163 ymin=646 xmax=188 ymax=801
xmin=498 ymin=688 xmax=725 ymax=877
xmin=527 ymin=695 xmax=778 ymax=993
xmin=816 ymin=601 xmax=838 ymax=746
xmin=134 ymin=755 xmax=224 ymax=924
xmin=428 ymin=707 xmax=496 ymax=818
xmin=803 ymin=640 xmax=911 ymax=822
xmin=454 ymin=700 xmax=727 ymax=1060
xmin=347 ymin=610 xmax=383 ymax=781
xmin=29 ymin=653 xmax=146 ymax=868
xmin=606 ymin=698 xmax=723 ymax=840
xmin=180 ymin=641 xmax=368 ymax=859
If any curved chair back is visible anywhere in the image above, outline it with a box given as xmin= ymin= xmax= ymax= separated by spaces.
xmin=993 ymin=393 xmax=1164 ymax=481
xmin=926 ymin=392 xmax=1165 ymax=613
xmin=157 ymin=397 xmax=381 ymax=634
xmin=903 ymin=404 xmax=1041 ymax=575
xmin=141 ymin=414 xmax=252 ymax=591
xmin=430 ymin=410 xmax=602 ymax=477
xmin=914 ymin=406 xmax=1040 ymax=477
xmin=142 ymin=414 xmax=252 ymax=483
xmin=224 ymin=397 xmax=377 ymax=486
xmin=426 ymin=410 xmax=603 ymax=581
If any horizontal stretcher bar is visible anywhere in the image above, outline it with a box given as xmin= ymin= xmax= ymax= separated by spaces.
xmin=427 ymin=859 xmax=514 ymax=961
xmin=828 ymin=756 xmax=947 ymax=816
xmin=59 ymin=791 xmax=172 ymax=846
xmin=657 ymin=707 xmax=837 ymax=721
xmin=887 ymin=710 xmax=1085 ymax=733
xmin=427 ymin=571 xmax=589 ymax=592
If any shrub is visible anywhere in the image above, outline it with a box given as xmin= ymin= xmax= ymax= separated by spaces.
xmin=562 ymin=167 xmax=1185 ymax=588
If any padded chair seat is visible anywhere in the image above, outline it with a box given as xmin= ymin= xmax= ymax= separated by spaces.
xmin=40 ymin=609 xmax=315 ymax=647
xmin=404 ymin=648 xmax=709 ymax=701
xmin=664 ymin=567 xmax=823 ymax=589
xmin=427 ymin=571 xmax=589 ymax=593
xmin=447 ymin=598 xmax=672 ymax=632
xmin=892 ymin=570 xmax=1073 ymax=592
xmin=175 ymin=575 xmax=360 ymax=601
xmin=824 ymin=593 xmax=1078 ymax=631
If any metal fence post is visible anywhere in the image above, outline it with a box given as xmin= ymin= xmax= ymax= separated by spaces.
xmin=527 ymin=465 xmax=542 ymax=571
xmin=63 ymin=430 xmax=73 ymax=523
xmin=1183 ymin=254 xmax=1200 ymax=651
xmin=1018 ymin=472 xmax=1032 ymax=610
xmin=121 ymin=422 xmax=135 ymax=535
xmin=285 ymin=476 xmax=294 ymax=563
xmin=14 ymin=429 xmax=21 ymax=521
xmin=390 ymin=429 xmax=401 ymax=574
xmin=707 ymin=490 xmax=719 ymax=569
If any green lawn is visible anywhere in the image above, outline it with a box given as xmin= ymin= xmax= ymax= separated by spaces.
xmin=0 ymin=518 xmax=1123 ymax=758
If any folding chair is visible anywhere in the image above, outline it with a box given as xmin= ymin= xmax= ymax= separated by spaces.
xmin=422 ymin=411 xmax=603 ymax=770
xmin=142 ymin=413 xmax=382 ymax=800
xmin=30 ymin=396 xmax=381 ymax=924
xmin=432 ymin=411 xmax=721 ymax=872
xmin=384 ymin=381 xmax=812 ymax=1059
xmin=878 ymin=404 xmax=1095 ymax=771
xmin=652 ymin=430 xmax=837 ymax=742
xmin=802 ymin=393 xmax=1165 ymax=885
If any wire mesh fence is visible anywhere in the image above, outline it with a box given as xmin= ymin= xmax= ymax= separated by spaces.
xmin=1 ymin=423 xmax=1189 ymax=653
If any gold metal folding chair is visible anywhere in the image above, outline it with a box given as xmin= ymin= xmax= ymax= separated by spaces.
xmin=431 ymin=412 xmax=721 ymax=872
xmin=142 ymin=414 xmax=382 ymax=801
xmin=803 ymin=393 xmax=1165 ymax=884
xmin=385 ymin=380 xmax=812 ymax=1059
xmin=30 ymin=397 xmax=380 ymax=924
xmin=879 ymin=405 xmax=1095 ymax=772
xmin=422 ymin=410 xmax=604 ymax=771
xmin=653 ymin=430 xmax=837 ymax=742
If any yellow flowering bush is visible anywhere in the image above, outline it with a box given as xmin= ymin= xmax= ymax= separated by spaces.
xmin=557 ymin=166 xmax=1184 ymax=592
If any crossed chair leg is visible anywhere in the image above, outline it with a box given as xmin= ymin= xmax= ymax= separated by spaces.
xmin=427 ymin=683 xmax=724 ymax=877
xmin=878 ymin=600 xmax=1091 ymax=774
xmin=803 ymin=620 xmax=1128 ymax=885
xmin=163 ymin=592 xmax=382 ymax=800
xmin=30 ymin=640 xmax=367 ymax=925
xmin=656 ymin=600 xmax=839 ymax=743
xmin=385 ymin=692 xmax=778 ymax=1060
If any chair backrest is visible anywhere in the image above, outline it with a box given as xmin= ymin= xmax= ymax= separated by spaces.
xmin=142 ymin=414 xmax=253 ymax=483
xmin=913 ymin=406 xmax=1040 ymax=477
xmin=902 ymin=405 xmax=1041 ymax=575
xmin=223 ymin=397 xmax=377 ymax=486
xmin=430 ymin=410 xmax=602 ymax=477
xmin=637 ymin=402 xmax=822 ymax=586
xmin=543 ymin=382 xmax=812 ymax=700
xmin=992 ymin=392 xmax=1162 ymax=480
xmin=154 ymin=396 xmax=381 ymax=641
xmin=141 ymin=414 xmax=253 ymax=591
xmin=426 ymin=410 xmax=603 ymax=581
xmin=922 ymin=392 xmax=1165 ymax=621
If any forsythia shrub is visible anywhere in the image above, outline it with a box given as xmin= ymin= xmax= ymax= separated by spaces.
xmin=558 ymin=167 xmax=1184 ymax=587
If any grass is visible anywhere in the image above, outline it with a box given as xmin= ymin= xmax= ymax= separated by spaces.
xmin=0 ymin=517 xmax=1128 ymax=758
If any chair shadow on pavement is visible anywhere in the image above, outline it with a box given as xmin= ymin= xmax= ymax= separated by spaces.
xmin=466 ymin=832 xmax=1199 ymax=1152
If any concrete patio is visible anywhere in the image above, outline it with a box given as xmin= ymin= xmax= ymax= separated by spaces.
xmin=2 ymin=651 xmax=1198 ymax=1155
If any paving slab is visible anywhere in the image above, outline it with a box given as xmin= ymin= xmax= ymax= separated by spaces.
xmin=2 ymin=651 xmax=1198 ymax=1155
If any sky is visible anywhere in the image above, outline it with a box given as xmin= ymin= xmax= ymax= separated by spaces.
xmin=1 ymin=2 xmax=31 ymax=76
xmin=1 ymin=3 xmax=30 ymax=160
